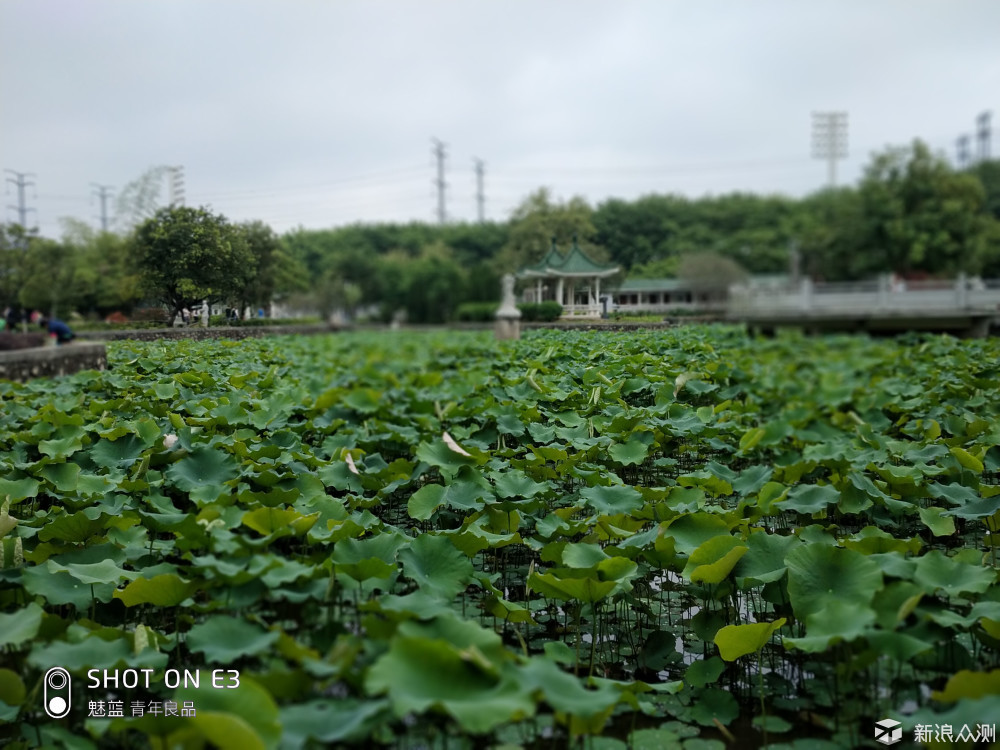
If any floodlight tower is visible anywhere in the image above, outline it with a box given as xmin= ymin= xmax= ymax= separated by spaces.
xmin=811 ymin=112 xmax=849 ymax=188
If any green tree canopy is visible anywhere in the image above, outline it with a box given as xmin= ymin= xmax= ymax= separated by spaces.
xmin=493 ymin=188 xmax=605 ymax=273
xmin=857 ymin=140 xmax=992 ymax=276
xmin=132 ymin=206 xmax=253 ymax=318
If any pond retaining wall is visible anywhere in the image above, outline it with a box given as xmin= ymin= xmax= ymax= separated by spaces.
xmin=0 ymin=342 xmax=108 ymax=383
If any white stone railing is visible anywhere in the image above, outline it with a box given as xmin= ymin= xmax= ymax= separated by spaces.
xmin=729 ymin=275 xmax=1000 ymax=317
xmin=561 ymin=304 xmax=603 ymax=318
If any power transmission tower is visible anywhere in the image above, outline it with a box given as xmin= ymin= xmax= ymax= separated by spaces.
xmin=168 ymin=165 xmax=185 ymax=206
xmin=976 ymin=111 xmax=992 ymax=162
xmin=811 ymin=111 xmax=848 ymax=188
xmin=91 ymin=183 xmax=114 ymax=231
xmin=5 ymin=169 xmax=37 ymax=228
xmin=431 ymin=139 xmax=447 ymax=224
xmin=956 ymin=135 xmax=971 ymax=169
xmin=474 ymin=158 xmax=485 ymax=223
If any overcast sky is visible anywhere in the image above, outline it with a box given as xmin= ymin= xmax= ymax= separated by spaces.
xmin=1 ymin=1 xmax=998 ymax=239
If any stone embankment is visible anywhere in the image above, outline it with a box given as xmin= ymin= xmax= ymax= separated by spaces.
xmin=0 ymin=342 xmax=108 ymax=382
xmin=74 ymin=323 xmax=335 ymax=342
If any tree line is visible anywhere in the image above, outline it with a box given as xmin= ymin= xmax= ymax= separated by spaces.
xmin=1 ymin=140 xmax=998 ymax=326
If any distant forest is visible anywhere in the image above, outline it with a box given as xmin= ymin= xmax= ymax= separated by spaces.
xmin=2 ymin=140 xmax=999 ymax=325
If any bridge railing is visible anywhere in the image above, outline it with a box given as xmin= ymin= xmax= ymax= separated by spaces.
xmin=729 ymin=274 xmax=1000 ymax=316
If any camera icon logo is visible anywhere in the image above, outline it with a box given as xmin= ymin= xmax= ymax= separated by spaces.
xmin=43 ymin=667 xmax=71 ymax=719
xmin=875 ymin=718 xmax=902 ymax=745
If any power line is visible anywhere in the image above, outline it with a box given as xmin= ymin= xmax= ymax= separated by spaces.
xmin=474 ymin=158 xmax=485 ymax=223
xmin=811 ymin=111 xmax=849 ymax=188
xmin=91 ymin=183 xmax=114 ymax=231
xmin=197 ymin=165 xmax=428 ymax=201
xmin=5 ymin=169 xmax=37 ymax=228
xmin=432 ymin=138 xmax=447 ymax=224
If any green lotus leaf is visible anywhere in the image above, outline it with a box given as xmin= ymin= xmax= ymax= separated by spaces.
xmin=912 ymin=550 xmax=995 ymax=597
xmin=685 ymin=655 xmax=726 ymax=686
xmin=562 ymin=542 xmax=609 ymax=568
xmin=518 ymin=657 xmax=622 ymax=717
xmin=398 ymin=534 xmax=474 ymax=600
xmin=0 ymin=669 xmax=26 ymax=707
xmin=528 ymin=570 xmax=617 ymax=604
xmin=928 ymin=482 xmax=980 ymax=507
xmin=90 ymin=434 xmax=148 ymax=468
xmin=165 ymin=445 xmax=241 ymax=503
xmin=242 ymin=507 xmax=318 ymax=536
xmin=366 ymin=633 xmax=532 ymax=733
xmin=662 ymin=512 xmax=730 ymax=555
xmin=686 ymin=687 xmax=739 ymax=726
xmin=932 ymin=669 xmax=1000 ymax=702
xmin=279 ymin=700 xmax=390 ymax=747
xmin=114 ymin=574 xmax=196 ymax=607
xmin=733 ymin=465 xmax=774 ymax=495
xmin=491 ymin=470 xmax=551 ymax=499
xmin=26 ymin=631 xmax=169 ymax=671
xmin=778 ymin=483 xmax=840 ymax=515
xmin=842 ymin=526 xmax=921 ymax=555
xmin=918 ymin=506 xmax=957 ymax=536
xmin=946 ymin=495 xmax=1000 ymax=519
xmin=38 ymin=511 xmax=108 ymax=543
xmin=684 ymin=536 xmax=749 ymax=584
xmin=496 ymin=413 xmax=526 ymax=436
xmin=578 ymin=484 xmax=644 ymax=515
xmin=0 ymin=477 xmax=39 ymax=504
xmin=407 ymin=484 xmax=445 ymax=520
xmin=37 ymin=462 xmax=81 ymax=492
xmin=609 ymin=439 xmax=649 ymax=466
xmin=783 ymin=600 xmax=875 ymax=653
xmin=174 ymin=674 xmax=280 ymax=750
xmin=785 ymin=544 xmax=883 ymax=619
xmin=734 ymin=531 xmax=799 ymax=587
xmin=185 ymin=616 xmax=280 ymax=663
xmin=950 ymin=446 xmax=984 ymax=473
xmin=714 ymin=618 xmax=786 ymax=661
xmin=415 ymin=438 xmax=485 ymax=475
xmin=864 ymin=630 xmax=933 ymax=662
xmin=0 ymin=603 xmax=44 ymax=647
xmin=50 ymin=559 xmax=137 ymax=586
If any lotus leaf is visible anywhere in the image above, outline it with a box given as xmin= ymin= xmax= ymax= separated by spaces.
xmin=714 ymin=618 xmax=786 ymax=661
xmin=185 ymin=616 xmax=280 ymax=663
xmin=785 ymin=544 xmax=883 ymax=618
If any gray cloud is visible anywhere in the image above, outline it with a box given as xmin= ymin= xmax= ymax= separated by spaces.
xmin=1 ymin=0 xmax=997 ymax=238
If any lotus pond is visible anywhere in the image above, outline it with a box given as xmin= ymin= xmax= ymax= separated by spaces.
xmin=1 ymin=327 xmax=999 ymax=749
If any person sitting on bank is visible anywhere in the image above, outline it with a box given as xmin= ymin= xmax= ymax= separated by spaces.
xmin=38 ymin=316 xmax=76 ymax=344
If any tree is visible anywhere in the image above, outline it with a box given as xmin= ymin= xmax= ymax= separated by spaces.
xmin=0 ymin=224 xmax=37 ymax=323
xmin=132 ymin=206 xmax=253 ymax=319
xmin=676 ymin=252 xmax=748 ymax=292
xmin=493 ymin=188 xmax=605 ymax=273
xmin=857 ymin=140 xmax=991 ymax=276
xmin=233 ymin=221 xmax=308 ymax=315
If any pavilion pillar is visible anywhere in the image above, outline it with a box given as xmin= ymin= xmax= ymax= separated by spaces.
xmin=594 ymin=276 xmax=601 ymax=313
xmin=536 ymin=279 xmax=542 ymax=303
xmin=556 ymin=278 xmax=564 ymax=306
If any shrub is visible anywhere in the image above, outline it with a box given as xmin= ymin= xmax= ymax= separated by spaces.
xmin=517 ymin=301 xmax=563 ymax=322
xmin=455 ymin=302 xmax=499 ymax=322
xmin=131 ymin=307 xmax=170 ymax=323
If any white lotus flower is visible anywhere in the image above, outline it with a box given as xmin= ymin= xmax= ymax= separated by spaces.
xmin=345 ymin=452 xmax=360 ymax=475
xmin=163 ymin=434 xmax=178 ymax=449
xmin=442 ymin=431 xmax=471 ymax=457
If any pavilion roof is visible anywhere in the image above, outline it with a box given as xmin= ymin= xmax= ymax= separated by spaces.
xmin=519 ymin=239 xmax=619 ymax=278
